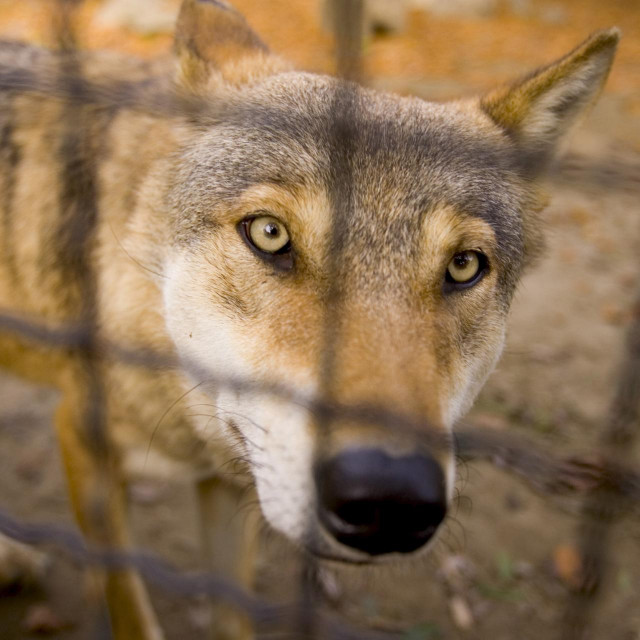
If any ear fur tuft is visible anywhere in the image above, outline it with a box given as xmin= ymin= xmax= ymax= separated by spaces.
xmin=481 ymin=28 xmax=620 ymax=173
xmin=174 ymin=0 xmax=289 ymax=91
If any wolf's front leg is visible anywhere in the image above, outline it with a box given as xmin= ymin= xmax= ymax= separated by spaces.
xmin=197 ymin=475 xmax=261 ymax=640
xmin=54 ymin=394 xmax=164 ymax=640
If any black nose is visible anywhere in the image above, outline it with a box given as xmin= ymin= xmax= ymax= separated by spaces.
xmin=315 ymin=449 xmax=447 ymax=556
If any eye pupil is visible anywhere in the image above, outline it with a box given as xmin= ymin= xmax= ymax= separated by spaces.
xmin=264 ymin=223 xmax=280 ymax=238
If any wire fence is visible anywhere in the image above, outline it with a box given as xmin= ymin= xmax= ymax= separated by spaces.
xmin=0 ymin=0 xmax=638 ymax=639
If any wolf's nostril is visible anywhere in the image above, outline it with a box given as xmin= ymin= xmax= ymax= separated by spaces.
xmin=315 ymin=449 xmax=447 ymax=556
xmin=336 ymin=501 xmax=380 ymax=530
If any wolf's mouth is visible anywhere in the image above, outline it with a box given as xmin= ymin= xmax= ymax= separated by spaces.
xmin=306 ymin=547 xmax=376 ymax=566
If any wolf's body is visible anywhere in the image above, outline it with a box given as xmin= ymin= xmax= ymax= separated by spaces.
xmin=0 ymin=42 xmax=218 ymax=474
xmin=0 ymin=1 xmax=619 ymax=638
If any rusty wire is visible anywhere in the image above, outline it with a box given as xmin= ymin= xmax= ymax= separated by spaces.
xmin=0 ymin=0 xmax=638 ymax=639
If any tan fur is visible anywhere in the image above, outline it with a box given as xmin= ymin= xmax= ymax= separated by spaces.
xmin=0 ymin=3 xmax=618 ymax=638
xmin=481 ymin=28 xmax=620 ymax=163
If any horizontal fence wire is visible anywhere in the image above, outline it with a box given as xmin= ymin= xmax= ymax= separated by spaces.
xmin=0 ymin=0 xmax=638 ymax=639
xmin=1 ymin=64 xmax=638 ymax=194
xmin=0 ymin=508 xmax=404 ymax=640
xmin=0 ymin=308 xmax=639 ymax=510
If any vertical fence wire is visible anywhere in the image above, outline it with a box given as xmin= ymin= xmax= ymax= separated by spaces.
xmin=561 ymin=286 xmax=640 ymax=640
xmin=53 ymin=2 xmax=114 ymax=638
xmin=297 ymin=2 xmax=367 ymax=638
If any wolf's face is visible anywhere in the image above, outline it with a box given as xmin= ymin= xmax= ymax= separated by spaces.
xmin=161 ymin=0 xmax=618 ymax=563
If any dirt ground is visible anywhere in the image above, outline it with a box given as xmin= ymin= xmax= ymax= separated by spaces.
xmin=0 ymin=0 xmax=639 ymax=638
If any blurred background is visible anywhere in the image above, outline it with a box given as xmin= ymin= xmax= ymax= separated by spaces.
xmin=0 ymin=0 xmax=638 ymax=638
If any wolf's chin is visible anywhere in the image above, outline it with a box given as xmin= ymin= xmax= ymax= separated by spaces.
xmin=299 ymin=523 xmax=443 ymax=567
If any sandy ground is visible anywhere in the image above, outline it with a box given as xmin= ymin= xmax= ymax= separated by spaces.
xmin=0 ymin=0 xmax=639 ymax=638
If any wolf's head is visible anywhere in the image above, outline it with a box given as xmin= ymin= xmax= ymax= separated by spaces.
xmin=161 ymin=0 xmax=618 ymax=563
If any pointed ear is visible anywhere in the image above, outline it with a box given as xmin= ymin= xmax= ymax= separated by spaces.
xmin=174 ymin=0 xmax=290 ymax=91
xmin=481 ymin=28 xmax=620 ymax=173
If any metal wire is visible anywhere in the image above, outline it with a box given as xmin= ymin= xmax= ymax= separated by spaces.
xmin=560 ymin=288 xmax=640 ymax=640
xmin=0 ymin=1 xmax=638 ymax=639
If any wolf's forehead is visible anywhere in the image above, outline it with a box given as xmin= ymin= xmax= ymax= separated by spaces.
xmin=177 ymin=76 xmax=526 ymax=260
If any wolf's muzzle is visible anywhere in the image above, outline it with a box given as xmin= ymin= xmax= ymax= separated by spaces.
xmin=315 ymin=449 xmax=447 ymax=556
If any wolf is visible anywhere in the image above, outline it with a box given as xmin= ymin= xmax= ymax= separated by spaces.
xmin=0 ymin=0 xmax=619 ymax=637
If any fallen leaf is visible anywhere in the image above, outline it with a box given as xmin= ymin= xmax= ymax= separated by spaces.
xmin=553 ymin=543 xmax=583 ymax=590
xmin=449 ymin=595 xmax=474 ymax=630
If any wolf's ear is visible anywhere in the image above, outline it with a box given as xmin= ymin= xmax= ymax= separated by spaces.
xmin=174 ymin=0 xmax=289 ymax=91
xmin=481 ymin=29 xmax=620 ymax=173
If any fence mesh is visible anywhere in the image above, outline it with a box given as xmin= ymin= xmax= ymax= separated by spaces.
xmin=0 ymin=1 xmax=638 ymax=639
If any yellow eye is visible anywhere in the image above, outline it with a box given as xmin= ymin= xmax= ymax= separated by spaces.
xmin=247 ymin=215 xmax=290 ymax=254
xmin=446 ymin=251 xmax=483 ymax=285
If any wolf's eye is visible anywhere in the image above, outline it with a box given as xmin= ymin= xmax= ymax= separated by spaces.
xmin=247 ymin=215 xmax=290 ymax=253
xmin=239 ymin=214 xmax=294 ymax=271
xmin=445 ymin=250 xmax=487 ymax=289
